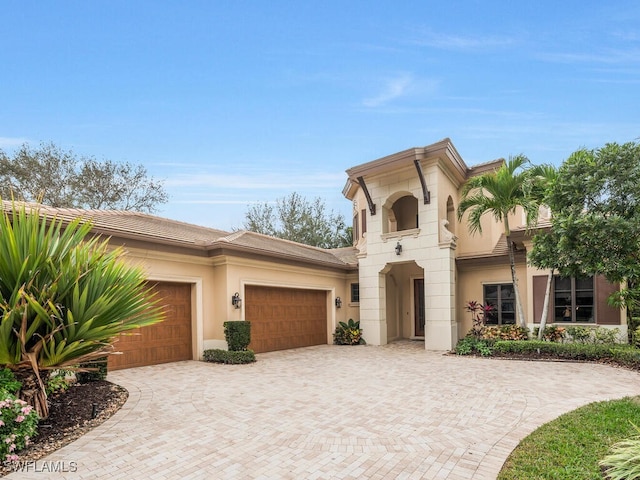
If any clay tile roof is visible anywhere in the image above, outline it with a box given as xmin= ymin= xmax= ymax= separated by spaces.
xmin=1 ymin=201 xmax=356 ymax=269
xmin=328 ymin=246 xmax=360 ymax=266
xmin=1 ymin=201 xmax=231 ymax=246
xmin=217 ymin=230 xmax=357 ymax=268
xmin=467 ymin=158 xmax=505 ymax=176
xmin=491 ymin=234 xmax=510 ymax=256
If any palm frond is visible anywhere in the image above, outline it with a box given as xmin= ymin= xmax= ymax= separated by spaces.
xmin=0 ymin=201 xmax=164 ymax=416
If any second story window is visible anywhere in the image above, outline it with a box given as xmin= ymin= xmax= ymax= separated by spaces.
xmin=388 ymin=195 xmax=418 ymax=232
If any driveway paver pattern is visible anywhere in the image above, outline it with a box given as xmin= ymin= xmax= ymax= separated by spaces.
xmin=8 ymin=341 xmax=640 ymax=479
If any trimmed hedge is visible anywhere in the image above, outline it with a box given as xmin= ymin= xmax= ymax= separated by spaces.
xmin=203 ymin=349 xmax=256 ymax=364
xmin=203 ymin=321 xmax=255 ymax=365
xmin=224 ymin=321 xmax=251 ymax=351
xmin=493 ymin=340 xmax=640 ymax=370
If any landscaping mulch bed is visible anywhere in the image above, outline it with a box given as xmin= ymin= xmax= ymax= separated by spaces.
xmin=0 ymin=380 xmax=128 ymax=477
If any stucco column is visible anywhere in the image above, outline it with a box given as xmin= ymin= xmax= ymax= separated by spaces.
xmin=357 ymin=267 xmax=387 ymax=346
xmin=419 ymin=244 xmax=457 ymax=350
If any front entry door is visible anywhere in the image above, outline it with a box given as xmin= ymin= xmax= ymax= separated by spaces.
xmin=414 ymin=278 xmax=425 ymax=337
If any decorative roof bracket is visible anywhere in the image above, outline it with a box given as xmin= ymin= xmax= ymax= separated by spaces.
xmin=356 ymin=176 xmax=376 ymax=215
xmin=414 ymin=159 xmax=431 ymax=204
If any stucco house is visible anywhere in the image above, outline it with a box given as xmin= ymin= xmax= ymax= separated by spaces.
xmin=12 ymin=138 xmax=625 ymax=370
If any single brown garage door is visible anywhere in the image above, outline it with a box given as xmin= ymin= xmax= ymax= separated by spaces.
xmin=108 ymin=282 xmax=192 ymax=370
xmin=245 ymin=286 xmax=327 ymax=353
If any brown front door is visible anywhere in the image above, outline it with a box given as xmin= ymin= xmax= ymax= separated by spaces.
xmin=245 ymin=286 xmax=327 ymax=353
xmin=108 ymin=282 xmax=193 ymax=370
xmin=414 ymin=278 xmax=425 ymax=337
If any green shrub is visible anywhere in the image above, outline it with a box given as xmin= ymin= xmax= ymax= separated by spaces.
xmin=629 ymin=317 xmax=640 ymax=343
xmin=566 ymin=325 xmax=593 ymax=343
xmin=75 ymin=357 xmax=108 ymax=383
xmin=634 ymin=326 xmax=640 ymax=348
xmin=224 ymin=321 xmax=252 ymax=351
xmin=600 ymin=423 xmax=640 ymax=480
xmin=0 ymin=368 xmax=21 ymax=395
xmin=203 ymin=349 xmax=256 ymax=364
xmin=594 ymin=327 xmax=621 ymax=345
xmin=0 ymin=371 xmax=39 ymax=463
xmin=533 ymin=325 xmax=567 ymax=342
xmin=493 ymin=340 xmax=640 ymax=369
xmin=455 ymin=336 xmax=493 ymax=356
xmin=333 ymin=319 xmax=366 ymax=345
xmin=480 ymin=325 xmax=529 ymax=341
xmin=45 ymin=370 xmax=72 ymax=395
xmin=609 ymin=347 xmax=640 ymax=370
xmin=565 ymin=325 xmax=621 ymax=345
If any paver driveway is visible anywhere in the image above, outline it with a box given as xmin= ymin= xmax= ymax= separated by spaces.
xmin=8 ymin=341 xmax=640 ymax=479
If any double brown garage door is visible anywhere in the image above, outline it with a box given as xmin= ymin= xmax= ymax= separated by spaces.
xmin=246 ymin=286 xmax=328 ymax=353
xmin=107 ymin=283 xmax=326 ymax=369
xmin=108 ymin=282 xmax=193 ymax=371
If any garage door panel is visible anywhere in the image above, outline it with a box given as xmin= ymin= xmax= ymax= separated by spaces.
xmin=108 ymin=282 xmax=192 ymax=371
xmin=246 ymin=286 xmax=327 ymax=353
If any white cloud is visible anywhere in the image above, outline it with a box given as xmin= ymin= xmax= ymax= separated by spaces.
xmin=0 ymin=137 xmax=28 ymax=148
xmin=362 ymin=73 xmax=414 ymax=108
xmin=410 ymin=31 xmax=516 ymax=51
xmin=537 ymin=48 xmax=640 ymax=64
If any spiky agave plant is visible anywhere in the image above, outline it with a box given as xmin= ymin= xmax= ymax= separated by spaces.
xmin=0 ymin=202 xmax=163 ymax=418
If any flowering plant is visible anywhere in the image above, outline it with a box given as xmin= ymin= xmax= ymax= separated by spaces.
xmin=466 ymin=301 xmax=495 ymax=337
xmin=0 ymin=393 xmax=39 ymax=463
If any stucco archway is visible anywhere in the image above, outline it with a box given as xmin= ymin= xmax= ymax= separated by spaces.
xmin=380 ymin=261 xmax=425 ymax=342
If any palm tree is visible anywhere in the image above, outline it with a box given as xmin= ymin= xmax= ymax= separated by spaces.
xmin=457 ymin=155 xmax=540 ymax=328
xmin=527 ymin=164 xmax=559 ymax=339
xmin=0 ymin=202 xmax=163 ymax=418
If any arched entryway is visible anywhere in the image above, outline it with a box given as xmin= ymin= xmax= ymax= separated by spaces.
xmin=381 ymin=261 xmax=425 ymax=342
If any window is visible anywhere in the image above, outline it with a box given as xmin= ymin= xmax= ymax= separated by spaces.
xmin=361 ymin=209 xmax=367 ymax=235
xmin=353 ymin=213 xmax=359 ymax=242
xmin=554 ymin=276 xmax=594 ymax=323
xmin=350 ymin=283 xmax=360 ymax=303
xmin=483 ymin=283 xmax=515 ymax=325
xmin=391 ymin=195 xmax=418 ymax=231
xmin=446 ymin=196 xmax=455 ymax=235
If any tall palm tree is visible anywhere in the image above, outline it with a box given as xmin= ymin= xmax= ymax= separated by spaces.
xmin=527 ymin=164 xmax=559 ymax=339
xmin=457 ymin=155 xmax=540 ymax=328
xmin=0 ymin=202 xmax=164 ymax=418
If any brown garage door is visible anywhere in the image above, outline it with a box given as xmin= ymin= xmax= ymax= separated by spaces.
xmin=245 ymin=286 xmax=327 ymax=353
xmin=109 ymin=282 xmax=192 ymax=370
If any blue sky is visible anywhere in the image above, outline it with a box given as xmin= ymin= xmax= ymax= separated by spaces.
xmin=1 ymin=1 xmax=639 ymax=231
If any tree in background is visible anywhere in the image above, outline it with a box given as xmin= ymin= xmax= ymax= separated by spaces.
xmin=243 ymin=192 xmax=352 ymax=248
xmin=457 ymin=155 xmax=541 ymax=328
xmin=0 ymin=142 xmax=168 ymax=213
xmin=0 ymin=203 xmax=164 ymax=418
xmin=532 ymin=141 xmax=640 ymax=333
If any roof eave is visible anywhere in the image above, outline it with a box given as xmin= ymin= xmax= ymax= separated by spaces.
xmin=207 ymin=241 xmax=358 ymax=272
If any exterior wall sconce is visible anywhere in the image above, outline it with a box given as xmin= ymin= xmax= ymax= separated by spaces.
xmin=395 ymin=242 xmax=402 ymax=255
xmin=231 ymin=292 xmax=242 ymax=309
xmin=335 ymin=297 xmax=342 ymax=308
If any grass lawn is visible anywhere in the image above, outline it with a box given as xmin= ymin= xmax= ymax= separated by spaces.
xmin=498 ymin=396 xmax=640 ymax=480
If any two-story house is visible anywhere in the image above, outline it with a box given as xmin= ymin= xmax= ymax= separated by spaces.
xmin=8 ymin=138 xmax=625 ymax=369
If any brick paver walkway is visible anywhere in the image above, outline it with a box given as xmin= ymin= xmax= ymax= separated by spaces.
xmin=8 ymin=341 xmax=640 ymax=479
